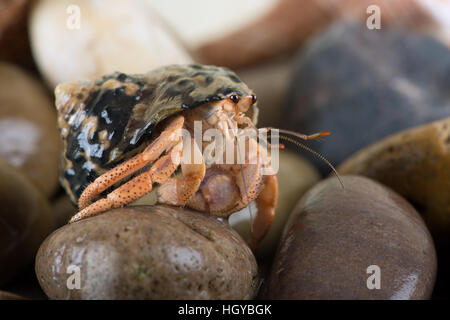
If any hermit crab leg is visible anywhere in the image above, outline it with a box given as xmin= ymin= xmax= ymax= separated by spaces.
xmin=78 ymin=116 xmax=184 ymax=210
xmin=247 ymin=174 xmax=278 ymax=251
xmin=231 ymin=123 xmax=278 ymax=250
xmin=70 ymin=140 xmax=183 ymax=223
xmin=157 ymin=138 xmax=206 ymax=206
xmin=238 ymin=135 xmax=278 ymax=251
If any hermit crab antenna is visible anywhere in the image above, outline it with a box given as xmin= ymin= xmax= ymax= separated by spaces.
xmin=267 ymin=128 xmax=331 ymax=141
xmin=268 ymin=133 xmax=344 ymax=189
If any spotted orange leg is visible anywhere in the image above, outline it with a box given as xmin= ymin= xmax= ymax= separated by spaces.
xmin=71 ymin=116 xmax=185 ymax=222
xmin=70 ymin=139 xmax=183 ymax=223
xmin=78 ymin=115 xmax=185 ymax=211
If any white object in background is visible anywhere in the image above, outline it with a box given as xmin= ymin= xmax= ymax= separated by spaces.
xmin=30 ymin=0 xmax=193 ymax=88
xmin=147 ymin=0 xmax=278 ymax=49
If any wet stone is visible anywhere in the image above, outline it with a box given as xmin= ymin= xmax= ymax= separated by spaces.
xmin=0 ymin=63 xmax=60 ymax=197
xmin=338 ymin=118 xmax=450 ymax=297
xmin=0 ymin=159 xmax=51 ymax=286
xmin=263 ymin=175 xmax=437 ymax=300
xmin=35 ymin=205 xmax=258 ymax=300
xmin=338 ymin=117 xmax=450 ymax=245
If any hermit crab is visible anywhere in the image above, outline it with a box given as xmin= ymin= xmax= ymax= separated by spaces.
xmin=55 ymin=64 xmax=331 ymax=250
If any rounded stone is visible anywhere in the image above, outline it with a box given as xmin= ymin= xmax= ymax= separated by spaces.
xmin=0 ymin=63 xmax=60 ymax=197
xmin=230 ymin=149 xmax=320 ymax=259
xmin=0 ymin=159 xmax=51 ymax=286
xmin=263 ymin=175 xmax=437 ymax=300
xmin=29 ymin=0 xmax=193 ymax=88
xmin=36 ymin=205 xmax=258 ymax=300
xmin=338 ymin=118 xmax=450 ymax=246
xmin=337 ymin=118 xmax=450 ymax=297
xmin=284 ymin=20 xmax=450 ymax=175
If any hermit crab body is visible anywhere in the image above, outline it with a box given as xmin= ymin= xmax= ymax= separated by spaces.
xmin=56 ymin=64 xmax=281 ymax=249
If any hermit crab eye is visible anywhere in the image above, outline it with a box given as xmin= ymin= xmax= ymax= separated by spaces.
xmin=229 ymin=93 xmax=240 ymax=103
xmin=250 ymin=94 xmax=257 ymax=104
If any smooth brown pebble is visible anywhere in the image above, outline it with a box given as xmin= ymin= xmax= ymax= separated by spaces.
xmin=264 ymin=175 xmax=437 ymax=299
xmin=36 ymin=205 xmax=258 ymax=300
xmin=338 ymin=118 xmax=450 ymax=246
xmin=0 ymin=159 xmax=51 ymax=286
xmin=0 ymin=63 xmax=60 ymax=197
xmin=338 ymin=118 xmax=450 ymax=297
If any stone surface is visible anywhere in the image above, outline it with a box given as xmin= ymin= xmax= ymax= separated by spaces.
xmin=338 ymin=118 xmax=450 ymax=297
xmin=36 ymin=205 xmax=258 ymax=300
xmin=338 ymin=118 xmax=450 ymax=245
xmin=284 ymin=20 xmax=450 ymax=175
xmin=0 ymin=63 xmax=60 ymax=197
xmin=0 ymin=159 xmax=51 ymax=286
xmin=230 ymin=149 xmax=320 ymax=259
xmin=263 ymin=175 xmax=437 ymax=300
xmin=30 ymin=0 xmax=193 ymax=88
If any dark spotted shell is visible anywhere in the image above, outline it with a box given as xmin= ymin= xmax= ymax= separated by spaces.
xmin=55 ymin=64 xmax=255 ymax=203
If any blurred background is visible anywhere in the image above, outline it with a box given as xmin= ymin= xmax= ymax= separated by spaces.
xmin=0 ymin=0 xmax=449 ymax=300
